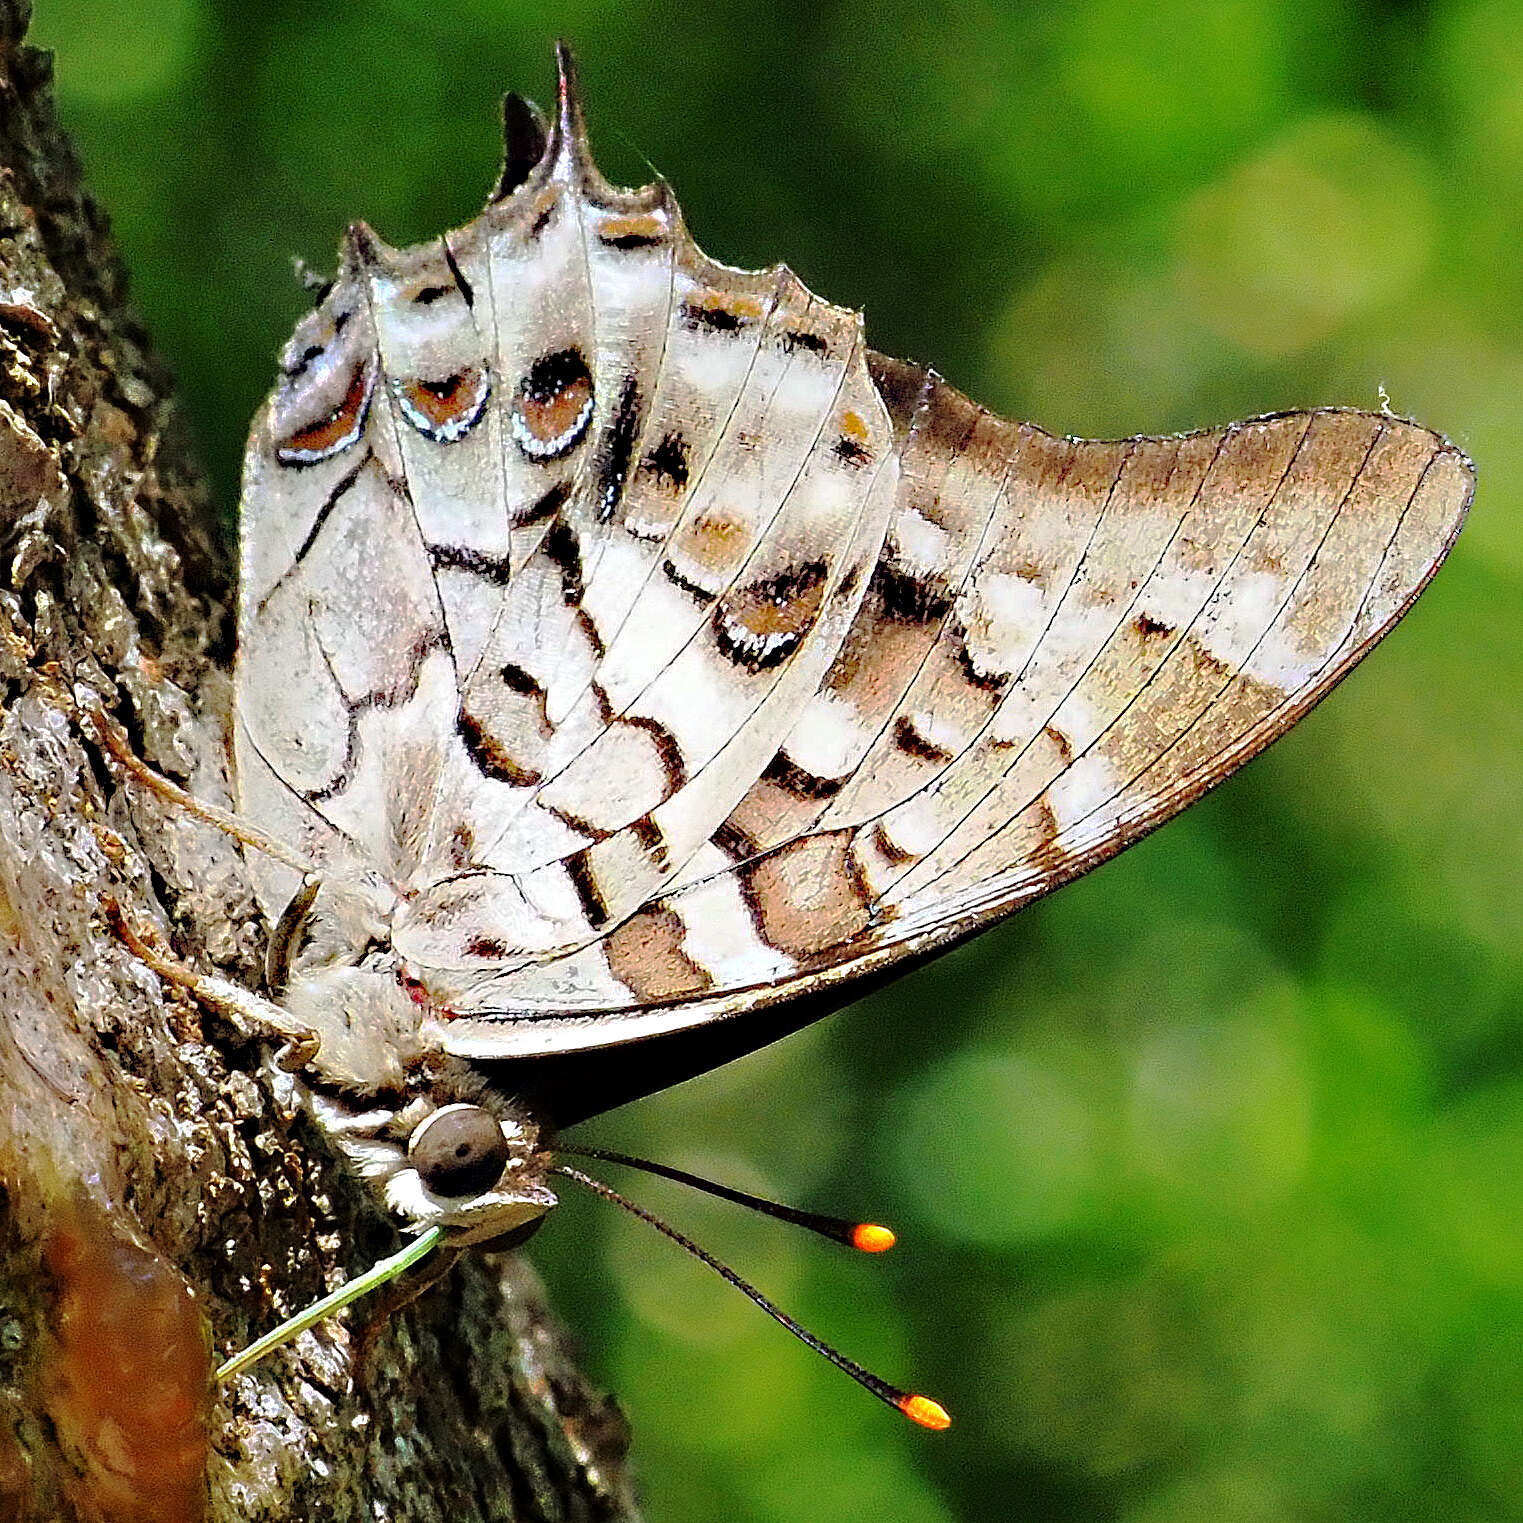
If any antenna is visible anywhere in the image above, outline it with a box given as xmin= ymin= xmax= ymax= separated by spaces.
xmin=553 ymin=1164 xmax=949 ymax=1430
xmin=556 ymin=1142 xmax=897 ymax=1253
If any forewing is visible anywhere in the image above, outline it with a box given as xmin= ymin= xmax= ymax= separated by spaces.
xmin=436 ymin=374 xmax=1471 ymax=1060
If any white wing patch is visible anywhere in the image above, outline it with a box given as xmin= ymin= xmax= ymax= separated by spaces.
xmin=233 ymin=58 xmax=1473 ymax=1081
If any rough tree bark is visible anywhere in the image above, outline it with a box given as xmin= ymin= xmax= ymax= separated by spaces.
xmin=0 ymin=6 xmax=638 ymax=1518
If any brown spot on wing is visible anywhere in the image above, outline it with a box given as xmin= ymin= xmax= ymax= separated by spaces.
xmin=543 ymin=517 xmax=585 ymax=601
xmin=953 ymin=621 xmax=1016 ymax=694
xmin=495 ymin=664 xmax=555 ymax=735
xmin=576 ymin=606 xmax=607 ymax=661
xmin=739 ymin=831 xmax=873 ymax=959
xmin=464 ymin=934 xmax=513 ymax=960
xmin=618 ymin=713 xmax=688 ymax=794
xmin=833 ymin=423 xmax=873 ymax=469
xmin=605 ymin=905 xmax=713 ymax=1001
xmin=597 ymin=213 xmax=667 ymax=249
xmin=597 ymin=374 xmax=643 ymax=522
xmin=682 ymin=290 xmax=766 ymax=332
xmin=664 ymin=510 xmax=752 ymax=598
xmin=1023 ymin=798 xmax=1066 ymax=878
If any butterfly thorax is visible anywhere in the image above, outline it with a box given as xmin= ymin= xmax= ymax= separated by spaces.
xmin=285 ymin=965 xmax=558 ymax=1241
xmin=269 ymin=881 xmax=559 ymax=1242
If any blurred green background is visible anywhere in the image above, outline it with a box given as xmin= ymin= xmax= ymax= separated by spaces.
xmin=26 ymin=0 xmax=1521 ymax=1518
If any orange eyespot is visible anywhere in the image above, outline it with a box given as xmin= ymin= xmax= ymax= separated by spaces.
xmin=394 ymin=367 xmax=490 ymax=443
xmin=511 ymin=347 xmax=594 ymax=459
xmin=898 ymin=1393 xmax=951 ymax=1430
xmin=851 ymin=1222 xmax=896 ymax=1253
xmin=276 ymin=359 xmax=374 ymax=464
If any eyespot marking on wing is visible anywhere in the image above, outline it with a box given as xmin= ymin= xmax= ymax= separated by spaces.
xmin=511 ymin=347 xmax=595 ymax=460
xmin=391 ymin=366 xmax=490 ymax=443
xmin=714 ymin=560 xmax=830 ymax=672
xmin=276 ymin=359 xmax=376 ymax=465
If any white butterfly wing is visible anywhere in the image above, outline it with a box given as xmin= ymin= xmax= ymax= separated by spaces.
xmin=233 ymin=55 xmax=1472 ymax=1069
xmin=436 ymin=379 xmax=1470 ymax=1058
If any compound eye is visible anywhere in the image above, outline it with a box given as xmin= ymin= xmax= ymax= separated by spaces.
xmin=410 ymin=1104 xmax=510 ymax=1199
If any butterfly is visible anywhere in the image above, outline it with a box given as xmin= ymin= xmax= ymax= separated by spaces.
xmin=185 ymin=44 xmax=1471 ymax=1424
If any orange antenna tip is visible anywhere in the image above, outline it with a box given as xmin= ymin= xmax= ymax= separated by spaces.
xmin=899 ymin=1394 xmax=951 ymax=1430
xmin=851 ymin=1222 xmax=896 ymax=1253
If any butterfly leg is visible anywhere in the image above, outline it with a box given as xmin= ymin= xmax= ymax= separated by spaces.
xmin=105 ymin=897 xmax=322 ymax=1070
xmin=265 ymin=874 xmax=321 ymax=997
xmin=86 ymin=696 xmax=328 ymax=1063
xmin=82 ymin=697 xmax=315 ymax=877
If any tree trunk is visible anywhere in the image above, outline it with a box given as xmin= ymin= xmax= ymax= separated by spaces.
xmin=0 ymin=5 xmax=638 ymax=1518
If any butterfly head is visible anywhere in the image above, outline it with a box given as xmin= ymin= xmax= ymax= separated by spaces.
xmin=391 ymin=1100 xmax=557 ymax=1244
xmin=319 ymin=1084 xmax=558 ymax=1247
